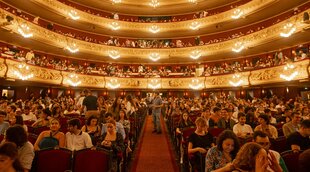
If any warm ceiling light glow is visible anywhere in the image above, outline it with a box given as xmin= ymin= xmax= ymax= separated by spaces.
xmin=67 ymin=73 xmax=81 ymax=87
xmin=232 ymin=42 xmax=245 ymax=53
xmin=189 ymin=21 xmax=201 ymax=30
xmin=107 ymin=78 xmax=121 ymax=89
xmin=149 ymin=53 xmax=160 ymax=61
xmin=17 ymin=24 xmax=33 ymax=38
xmin=280 ymin=63 xmax=298 ymax=81
xmin=108 ymin=50 xmax=120 ymax=59
xmin=188 ymin=0 xmax=197 ymax=3
xmin=229 ymin=73 xmax=243 ymax=87
xmin=111 ymin=0 xmax=122 ymax=3
xmin=66 ymin=43 xmax=79 ymax=53
xmin=189 ymin=78 xmax=203 ymax=90
xmin=109 ymin=22 xmax=120 ymax=30
xmin=231 ymin=9 xmax=243 ymax=19
xmin=148 ymin=78 xmax=161 ymax=89
xmin=189 ymin=50 xmax=202 ymax=59
xmin=149 ymin=25 xmax=160 ymax=33
xmin=149 ymin=0 xmax=160 ymax=8
xmin=280 ymin=23 xmax=296 ymax=37
xmin=68 ymin=10 xmax=80 ymax=20
xmin=14 ymin=62 xmax=34 ymax=80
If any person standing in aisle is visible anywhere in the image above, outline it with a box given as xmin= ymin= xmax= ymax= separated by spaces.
xmin=152 ymin=92 xmax=163 ymax=134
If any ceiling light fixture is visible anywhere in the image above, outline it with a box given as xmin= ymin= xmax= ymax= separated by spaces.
xmin=109 ymin=22 xmax=120 ymax=30
xmin=66 ymin=43 xmax=79 ymax=53
xmin=149 ymin=25 xmax=160 ymax=33
xmin=189 ymin=50 xmax=202 ymax=59
xmin=14 ymin=62 xmax=34 ymax=80
xmin=280 ymin=23 xmax=296 ymax=37
xmin=189 ymin=78 xmax=203 ymax=90
xmin=231 ymin=9 xmax=243 ymax=19
xmin=108 ymin=50 xmax=120 ymax=59
xmin=17 ymin=24 xmax=33 ymax=38
xmin=232 ymin=42 xmax=245 ymax=53
xmin=67 ymin=73 xmax=81 ymax=87
xmin=68 ymin=10 xmax=80 ymax=20
xmin=107 ymin=78 xmax=121 ymax=89
xmin=189 ymin=21 xmax=201 ymax=30
xmin=149 ymin=53 xmax=160 ymax=61
xmin=149 ymin=0 xmax=160 ymax=8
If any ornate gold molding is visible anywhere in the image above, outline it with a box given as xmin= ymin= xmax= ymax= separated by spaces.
xmin=0 ymin=58 xmax=6 ymax=77
xmin=31 ymin=0 xmax=275 ymax=32
xmin=3 ymin=59 xmax=309 ymax=89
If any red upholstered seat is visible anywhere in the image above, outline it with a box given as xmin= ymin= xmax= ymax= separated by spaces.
xmin=281 ymin=150 xmax=301 ymax=172
xmin=73 ymin=148 xmax=112 ymax=172
xmin=208 ymin=128 xmax=224 ymax=137
xmin=33 ymin=148 xmax=72 ymax=172
xmin=270 ymin=136 xmax=287 ymax=153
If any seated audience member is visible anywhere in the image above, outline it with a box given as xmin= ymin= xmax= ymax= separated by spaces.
xmin=233 ymin=113 xmax=253 ymax=138
xmin=81 ymin=115 xmax=101 ymax=145
xmin=254 ymin=114 xmax=278 ymax=139
xmin=99 ymin=119 xmax=125 ymax=172
xmin=299 ymin=149 xmax=310 ymax=172
xmin=282 ymin=111 xmax=301 ymax=137
xmin=101 ymin=113 xmax=125 ymax=140
xmin=253 ymin=131 xmax=288 ymax=172
xmin=117 ymin=110 xmax=130 ymax=134
xmin=34 ymin=118 xmax=65 ymax=151
xmin=287 ymin=119 xmax=310 ymax=152
xmin=9 ymin=115 xmax=28 ymax=132
xmin=233 ymin=142 xmax=283 ymax=172
xmin=209 ymin=107 xmax=221 ymax=128
xmin=31 ymin=108 xmax=50 ymax=127
xmin=264 ymin=109 xmax=277 ymax=124
xmin=5 ymin=125 xmax=35 ymax=172
xmin=201 ymin=108 xmax=211 ymax=126
xmin=205 ymin=130 xmax=240 ymax=172
xmin=21 ymin=106 xmax=37 ymax=121
xmin=0 ymin=142 xmax=24 ymax=172
xmin=218 ymin=108 xmax=236 ymax=130
xmin=188 ymin=117 xmax=214 ymax=172
xmin=66 ymin=118 xmax=93 ymax=151
xmin=176 ymin=112 xmax=194 ymax=134
xmin=0 ymin=110 xmax=10 ymax=135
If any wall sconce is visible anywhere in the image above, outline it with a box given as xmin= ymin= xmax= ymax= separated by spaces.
xmin=107 ymin=78 xmax=121 ymax=89
xmin=148 ymin=78 xmax=161 ymax=89
xmin=280 ymin=23 xmax=296 ymax=37
xmin=231 ymin=9 xmax=243 ymax=19
xmin=189 ymin=50 xmax=202 ymax=59
xmin=149 ymin=25 xmax=160 ymax=33
xmin=189 ymin=78 xmax=203 ymax=90
xmin=229 ymin=73 xmax=243 ymax=87
xmin=109 ymin=22 xmax=120 ymax=30
xmin=68 ymin=10 xmax=80 ymax=20
xmin=111 ymin=0 xmax=122 ymax=3
xmin=14 ymin=62 xmax=34 ymax=80
xmin=149 ymin=0 xmax=160 ymax=8
xmin=17 ymin=23 xmax=33 ymax=38
xmin=280 ymin=63 xmax=298 ymax=81
xmin=107 ymin=50 xmax=120 ymax=59
xmin=232 ymin=42 xmax=245 ymax=53
xmin=149 ymin=53 xmax=160 ymax=61
xmin=67 ymin=73 xmax=81 ymax=87
xmin=66 ymin=43 xmax=79 ymax=53
xmin=189 ymin=21 xmax=201 ymax=30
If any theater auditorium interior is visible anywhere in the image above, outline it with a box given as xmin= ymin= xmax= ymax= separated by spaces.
xmin=0 ymin=0 xmax=309 ymax=172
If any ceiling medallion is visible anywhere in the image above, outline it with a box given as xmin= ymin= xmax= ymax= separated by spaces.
xmin=149 ymin=0 xmax=160 ymax=8
xmin=280 ymin=63 xmax=298 ymax=81
xmin=67 ymin=73 xmax=81 ymax=87
xmin=148 ymin=78 xmax=161 ymax=89
xmin=17 ymin=23 xmax=33 ymax=38
xmin=231 ymin=9 xmax=244 ymax=19
xmin=14 ymin=62 xmax=34 ymax=80
xmin=232 ymin=42 xmax=245 ymax=53
xmin=66 ymin=43 xmax=79 ymax=53
xmin=189 ymin=50 xmax=202 ymax=59
xmin=108 ymin=50 xmax=120 ymax=59
xmin=280 ymin=23 xmax=296 ymax=37
xmin=149 ymin=53 xmax=160 ymax=61
xmin=107 ymin=78 xmax=121 ymax=89
xmin=189 ymin=21 xmax=201 ymax=30
xmin=149 ymin=25 xmax=160 ymax=33
xmin=68 ymin=10 xmax=80 ymax=20
xmin=229 ymin=73 xmax=243 ymax=87
xmin=189 ymin=78 xmax=203 ymax=90
xmin=109 ymin=22 xmax=120 ymax=30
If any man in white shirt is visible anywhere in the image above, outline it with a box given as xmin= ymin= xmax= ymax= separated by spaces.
xmin=233 ymin=112 xmax=253 ymax=138
xmin=66 ymin=118 xmax=93 ymax=151
xmin=21 ymin=106 xmax=37 ymax=121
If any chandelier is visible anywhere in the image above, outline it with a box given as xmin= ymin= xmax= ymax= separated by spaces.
xmin=231 ymin=9 xmax=243 ymax=19
xmin=149 ymin=53 xmax=160 ymax=61
xmin=107 ymin=78 xmax=121 ymax=89
xmin=13 ymin=62 xmax=34 ymax=80
xmin=229 ymin=73 xmax=243 ymax=87
xmin=149 ymin=0 xmax=160 ymax=8
xmin=17 ymin=23 xmax=33 ymax=38
xmin=279 ymin=63 xmax=298 ymax=81
xmin=148 ymin=78 xmax=161 ymax=89
xmin=189 ymin=50 xmax=202 ymax=59
xmin=66 ymin=43 xmax=79 ymax=53
xmin=232 ymin=42 xmax=245 ymax=53
xmin=189 ymin=21 xmax=201 ymax=30
xmin=280 ymin=22 xmax=296 ymax=37
xmin=109 ymin=22 xmax=120 ymax=30
xmin=107 ymin=50 xmax=120 ymax=59
xmin=189 ymin=78 xmax=203 ymax=90
xmin=67 ymin=73 xmax=81 ymax=87
xmin=149 ymin=25 xmax=160 ymax=33
xmin=68 ymin=10 xmax=80 ymax=20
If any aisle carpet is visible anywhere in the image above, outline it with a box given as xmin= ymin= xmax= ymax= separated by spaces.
xmin=131 ymin=115 xmax=178 ymax=172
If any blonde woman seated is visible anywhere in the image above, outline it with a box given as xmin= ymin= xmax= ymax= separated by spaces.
xmin=34 ymin=118 xmax=65 ymax=151
xmin=205 ymin=130 xmax=240 ymax=172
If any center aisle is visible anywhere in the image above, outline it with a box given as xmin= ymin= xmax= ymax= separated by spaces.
xmin=131 ymin=115 xmax=179 ymax=172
